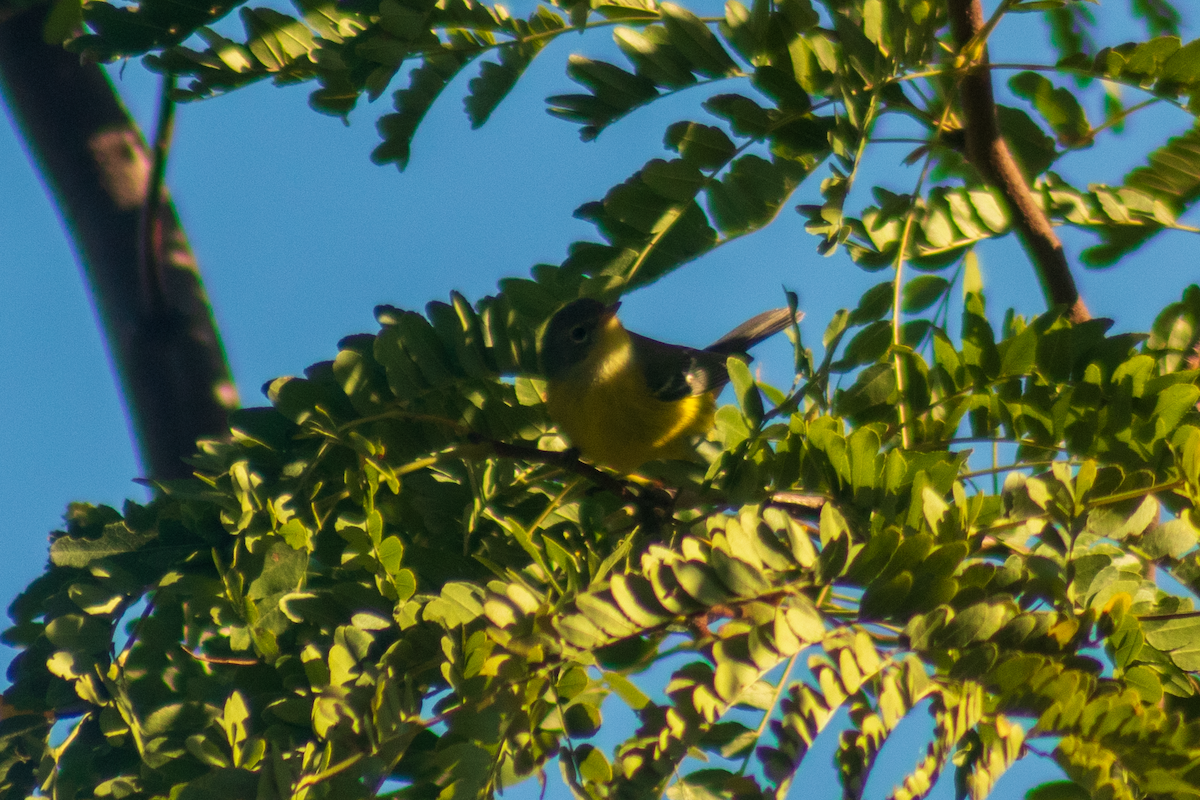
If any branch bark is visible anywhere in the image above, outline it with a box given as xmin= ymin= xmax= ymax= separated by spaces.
xmin=0 ymin=4 xmax=238 ymax=480
xmin=947 ymin=0 xmax=1090 ymax=324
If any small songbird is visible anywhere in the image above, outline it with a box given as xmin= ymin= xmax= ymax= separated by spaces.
xmin=539 ymin=298 xmax=800 ymax=473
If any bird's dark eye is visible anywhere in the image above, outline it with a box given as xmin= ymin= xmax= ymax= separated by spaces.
xmin=569 ymin=325 xmax=589 ymax=343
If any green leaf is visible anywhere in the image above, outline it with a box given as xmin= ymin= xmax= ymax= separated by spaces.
xmin=576 ymin=744 xmax=613 ymax=783
xmin=1144 ymin=615 xmax=1200 ymax=668
xmin=1123 ymin=664 xmax=1163 ymax=704
xmin=1083 ymin=125 xmax=1200 ymax=266
xmin=374 ymin=54 xmax=474 ymax=170
xmin=836 ymin=362 xmax=897 ymax=418
xmin=614 ymin=25 xmax=695 ymax=87
xmin=660 ymin=2 xmax=738 ymax=78
xmin=45 ymin=613 xmax=111 ymax=653
xmin=849 ymin=281 xmax=895 ymax=325
xmin=709 ymin=549 xmax=769 ymax=597
xmin=465 ymin=12 xmax=565 ymax=127
xmin=665 ymin=121 xmax=737 ymax=169
xmin=1153 ymin=383 xmax=1200 ymax=431
xmin=175 ymin=768 xmax=258 ymax=800
xmin=1086 ymin=496 xmax=1159 ymax=541
xmin=68 ymin=584 xmax=123 ymax=615
xmin=642 ymin=158 xmax=706 ymax=202
xmin=548 ymin=55 xmax=659 ymax=140
xmin=43 ymin=0 xmax=83 ymax=44
xmin=673 ymin=561 xmax=734 ymax=605
xmin=240 ymin=7 xmax=316 ymax=71
xmin=563 ymin=700 xmax=602 ymax=737
xmin=902 ymin=276 xmax=949 ymax=314
xmin=50 ymin=523 xmax=157 ymax=568
xmin=708 ymin=155 xmax=804 ymax=237
xmin=703 ymin=93 xmax=771 ymax=137
xmin=835 ymin=321 xmax=891 ymax=371
xmin=1009 ymin=71 xmax=1091 ymax=146
xmin=1026 ymin=781 xmax=1092 ymax=800
xmin=556 ymin=666 xmax=590 ymax=700
xmin=247 ymin=539 xmax=309 ymax=601
xmin=727 ymin=356 xmax=763 ymax=426
xmin=604 ymin=671 xmax=651 ymax=710
xmin=1141 ymin=518 xmax=1197 ymax=559
xmin=1147 ymin=284 xmax=1200 ymax=372
xmin=997 ymin=105 xmax=1058 ymax=179
xmin=998 ymin=323 xmax=1038 ymax=377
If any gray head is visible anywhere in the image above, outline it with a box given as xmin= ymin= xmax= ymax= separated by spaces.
xmin=540 ymin=298 xmax=619 ymax=379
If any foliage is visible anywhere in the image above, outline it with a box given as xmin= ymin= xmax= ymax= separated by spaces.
xmin=2 ymin=279 xmax=1200 ymax=799
xmin=6 ymin=0 xmax=1200 ymax=798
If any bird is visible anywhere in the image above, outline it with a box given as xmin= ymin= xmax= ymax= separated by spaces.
xmin=539 ymin=298 xmax=801 ymax=473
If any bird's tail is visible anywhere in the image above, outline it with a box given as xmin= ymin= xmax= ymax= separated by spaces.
xmin=706 ymin=308 xmax=803 ymax=355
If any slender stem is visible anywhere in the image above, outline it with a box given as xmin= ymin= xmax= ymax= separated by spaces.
xmin=295 ymin=754 xmax=364 ymax=790
xmin=737 ymin=652 xmax=799 ymax=776
xmin=531 ymin=477 xmax=582 ymax=536
xmin=992 ymin=439 xmax=1000 ymax=495
xmin=180 ymin=645 xmax=260 ymax=666
xmin=840 ymin=89 xmax=883 ymax=208
xmin=891 ymin=102 xmax=954 ymax=449
xmin=340 ymin=409 xmax=637 ymax=498
xmin=1087 ymin=478 xmax=1183 ymax=508
xmin=1090 ymin=97 xmax=1159 ymax=137
xmin=117 ymin=594 xmax=158 ymax=660
xmin=550 ymin=676 xmax=585 ymax=797
xmin=917 ymin=436 xmax=1071 ymax=452
xmin=871 ymin=137 xmax=939 ymax=145
xmin=958 ymin=459 xmax=1065 ymax=480
xmin=1137 ymin=610 xmax=1200 ymax=621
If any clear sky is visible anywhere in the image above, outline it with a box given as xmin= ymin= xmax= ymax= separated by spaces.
xmin=1 ymin=1 xmax=1196 ymax=797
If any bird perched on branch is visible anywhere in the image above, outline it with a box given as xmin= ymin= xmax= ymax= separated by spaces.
xmin=539 ymin=298 xmax=801 ymax=473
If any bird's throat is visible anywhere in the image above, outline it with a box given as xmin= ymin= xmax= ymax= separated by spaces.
xmin=586 ymin=318 xmax=634 ymax=386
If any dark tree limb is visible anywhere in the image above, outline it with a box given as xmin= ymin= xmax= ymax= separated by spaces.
xmin=947 ymin=0 xmax=1090 ymax=324
xmin=0 ymin=4 xmax=237 ymax=480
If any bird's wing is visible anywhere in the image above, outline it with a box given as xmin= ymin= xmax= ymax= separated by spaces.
xmin=629 ymin=334 xmax=730 ymax=400
xmin=705 ymin=308 xmax=802 ymax=355
xmin=631 ymin=309 xmax=803 ymax=400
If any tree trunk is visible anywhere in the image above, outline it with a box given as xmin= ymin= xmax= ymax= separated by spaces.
xmin=0 ymin=4 xmax=237 ymax=480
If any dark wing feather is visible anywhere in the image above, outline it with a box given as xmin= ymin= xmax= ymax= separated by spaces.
xmin=631 ymin=308 xmax=802 ymax=400
xmin=629 ymin=334 xmax=728 ymax=401
xmin=706 ymin=308 xmax=802 ymax=355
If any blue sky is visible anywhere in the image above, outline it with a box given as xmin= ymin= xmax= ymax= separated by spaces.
xmin=1 ymin=1 xmax=1197 ymax=797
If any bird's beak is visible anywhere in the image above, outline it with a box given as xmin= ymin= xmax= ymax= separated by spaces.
xmin=601 ymin=302 xmax=622 ymax=330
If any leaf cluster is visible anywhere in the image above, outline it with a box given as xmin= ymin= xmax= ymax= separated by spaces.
xmin=30 ymin=0 xmax=1200 ymax=312
xmin=11 ymin=0 xmax=1200 ymax=797
xmin=3 ymin=276 xmax=1200 ymax=799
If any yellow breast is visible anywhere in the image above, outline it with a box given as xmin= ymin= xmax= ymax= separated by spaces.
xmin=544 ymin=320 xmax=715 ymax=473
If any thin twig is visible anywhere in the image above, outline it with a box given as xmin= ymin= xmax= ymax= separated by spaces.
xmin=737 ymin=652 xmax=799 ymax=776
xmin=340 ymin=408 xmax=637 ymax=499
xmin=180 ymin=645 xmax=260 ymax=666
xmin=1137 ymin=610 xmax=1200 ymax=622
xmin=891 ymin=101 xmax=956 ymax=449
xmin=947 ymin=0 xmax=1089 ymax=323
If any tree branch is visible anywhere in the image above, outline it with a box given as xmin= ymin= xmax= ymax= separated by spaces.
xmin=0 ymin=4 xmax=238 ymax=480
xmin=947 ymin=0 xmax=1090 ymax=323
